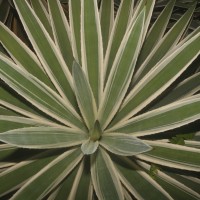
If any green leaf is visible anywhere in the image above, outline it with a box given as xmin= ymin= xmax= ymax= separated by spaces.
xmin=81 ymin=139 xmax=99 ymax=155
xmin=0 ymin=85 xmax=43 ymax=119
xmin=140 ymin=0 xmax=155 ymax=43
xmin=0 ymin=144 xmax=17 ymax=161
xmin=48 ymin=0 xmax=74 ymax=71
xmin=185 ymin=140 xmax=200 ymax=149
xmin=112 ymin=156 xmax=172 ymax=200
xmin=104 ymin=0 xmax=134 ymax=82
xmin=0 ymin=116 xmax=40 ymax=133
xmin=138 ymin=161 xmax=200 ymax=200
xmin=100 ymin=0 xmax=114 ymax=55
xmin=100 ymin=133 xmax=152 ymax=156
xmin=110 ymin=31 xmax=200 ymax=126
xmin=111 ymin=95 xmax=200 ymax=137
xmin=68 ymin=158 xmax=91 ymax=200
xmin=54 ymin=164 xmax=79 ymax=200
xmin=81 ymin=0 xmax=103 ymax=106
xmin=99 ymin=10 xmax=145 ymax=129
xmin=29 ymin=0 xmax=53 ymax=38
xmin=163 ymin=171 xmax=200 ymax=195
xmin=0 ymin=127 xmax=87 ymax=149
xmin=0 ymin=56 xmax=85 ymax=131
xmin=0 ymin=0 xmax=10 ymax=23
xmin=156 ymin=172 xmax=200 ymax=200
xmin=0 ymin=150 xmax=61 ymax=197
xmin=152 ymin=72 xmax=200 ymax=109
xmin=11 ymin=148 xmax=83 ymax=200
xmin=91 ymin=148 xmax=123 ymax=200
xmin=133 ymin=4 xmax=196 ymax=84
xmin=72 ymin=61 xmax=97 ymax=130
xmin=69 ymin=0 xmax=81 ymax=63
xmin=14 ymin=0 xmax=76 ymax=106
xmin=0 ymin=22 xmax=54 ymax=90
xmin=136 ymin=0 xmax=175 ymax=67
xmin=138 ymin=141 xmax=200 ymax=171
xmin=0 ymin=106 xmax=17 ymax=116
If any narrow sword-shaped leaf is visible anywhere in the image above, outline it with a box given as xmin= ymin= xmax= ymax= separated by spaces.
xmin=163 ymin=172 xmax=200 ymax=195
xmin=0 ymin=0 xmax=10 ymax=23
xmin=100 ymin=0 xmax=114 ymax=55
xmin=81 ymin=0 xmax=103 ymax=106
xmin=0 ymin=106 xmax=17 ymax=116
xmin=98 ymin=10 xmax=145 ymax=130
xmin=104 ymin=0 xmax=134 ymax=82
xmin=0 ymin=100 xmax=65 ymax=128
xmin=152 ymin=72 xmax=200 ymax=109
xmin=123 ymin=189 xmax=133 ymax=200
xmin=0 ymin=162 xmax=14 ymax=170
xmin=11 ymin=148 xmax=83 ymax=200
xmin=91 ymin=148 xmax=124 ymax=200
xmin=0 ymin=127 xmax=87 ymax=149
xmin=0 ymin=116 xmax=44 ymax=132
xmin=54 ymin=164 xmax=79 ymax=200
xmin=138 ymin=161 xmax=199 ymax=200
xmin=0 ymin=85 xmax=44 ymax=117
xmin=100 ymin=133 xmax=152 ymax=156
xmin=0 ymin=22 xmax=54 ymax=90
xmin=140 ymin=0 xmax=155 ymax=43
xmin=0 ymin=86 xmax=64 ymax=127
xmin=0 ymin=56 xmax=85 ymax=130
xmin=133 ymin=4 xmax=196 ymax=85
xmin=69 ymin=0 xmax=81 ymax=62
xmin=110 ymin=95 xmax=200 ymax=136
xmin=48 ymin=0 xmax=74 ymax=71
xmin=68 ymin=158 xmax=91 ymax=200
xmin=185 ymin=141 xmax=200 ymax=149
xmin=14 ymin=0 xmax=76 ymax=106
xmin=0 ymin=144 xmax=17 ymax=161
xmin=0 ymin=150 xmax=61 ymax=197
xmin=137 ymin=141 xmax=200 ymax=171
xmin=29 ymin=0 xmax=53 ymax=38
xmin=156 ymin=171 xmax=200 ymax=199
xmin=136 ymin=0 xmax=175 ymax=67
xmin=112 ymin=156 xmax=172 ymax=200
xmin=72 ymin=61 xmax=97 ymax=130
xmin=109 ymin=32 xmax=200 ymax=126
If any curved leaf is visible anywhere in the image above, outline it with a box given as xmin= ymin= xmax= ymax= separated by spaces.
xmin=81 ymin=0 xmax=103 ymax=106
xmin=72 ymin=61 xmax=97 ymax=130
xmin=91 ymin=148 xmax=123 ymax=200
xmin=0 ymin=55 xmax=85 ymax=130
xmin=110 ymin=95 xmax=200 ymax=137
xmin=48 ymin=0 xmax=74 ymax=71
xmin=112 ymin=156 xmax=172 ymax=200
xmin=100 ymin=133 xmax=152 ymax=156
xmin=137 ymin=141 xmax=200 ymax=171
xmin=0 ymin=127 xmax=87 ymax=149
xmin=11 ymin=148 xmax=83 ymax=200
xmin=110 ymin=31 xmax=200 ymax=126
xmin=99 ymin=9 xmax=145 ymax=129
xmin=14 ymin=0 xmax=76 ymax=105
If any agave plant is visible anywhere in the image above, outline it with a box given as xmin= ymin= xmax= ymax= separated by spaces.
xmin=0 ymin=0 xmax=200 ymax=199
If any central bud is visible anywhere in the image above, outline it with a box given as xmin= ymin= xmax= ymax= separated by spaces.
xmin=81 ymin=121 xmax=102 ymax=155
xmin=90 ymin=120 xmax=102 ymax=141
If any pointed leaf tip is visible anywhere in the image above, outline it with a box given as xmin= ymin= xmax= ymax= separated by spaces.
xmin=100 ymin=133 xmax=152 ymax=156
xmin=90 ymin=120 xmax=102 ymax=141
xmin=72 ymin=60 xmax=97 ymax=130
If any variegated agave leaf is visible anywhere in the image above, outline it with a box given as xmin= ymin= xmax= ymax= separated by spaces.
xmin=0 ymin=0 xmax=200 ymax=199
